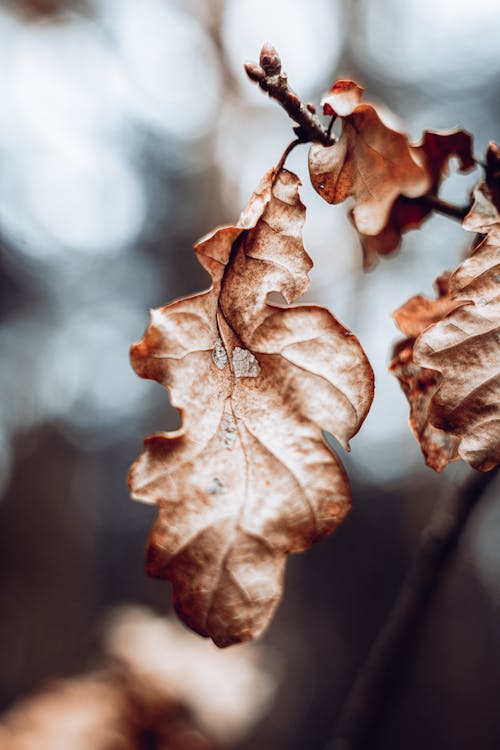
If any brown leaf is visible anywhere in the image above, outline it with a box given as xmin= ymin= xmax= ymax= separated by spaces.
xmin=412 ymin=187 xmax=500 ymax=471
xmin=0 ymin=604 xmax=276 ymax=750
xmin=392 ymin=273 xmax=459 ymax=340
xmin=0 ymin=674 xmax=136 ymax=750
xmin=308 ymin=86 xmax=431 ymax=235
xmin=390 ymin=274 xmax=461 ymax=472
xmin=129 ymin=168 xmax=374 ymax=646
xmin=0 ymin=671 xmax=218 ymax=750
xmin=417 ymin=129 xmax=475 ymax=183
xmin=321 ymin=80 xmax=364 ymax=117
xmin=0 ymin=667 xmax=216 ymax=750
xmin=485 ymin=141 xmax=500 ymax=210
xmin=461 ymin=182 xmax=500 ymax=235
xmin=308 ymin=79 xmax=474 ymax=266
xmin=105 ymin=606 xmax=276 ymax=745
xmin=358 ymin=197 xmax=432 ymax=268
xmin=356 ymin=129 xmax=474 ymax=266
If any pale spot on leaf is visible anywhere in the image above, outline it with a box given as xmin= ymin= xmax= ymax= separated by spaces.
xmin=206 ymin=477 xmax=226 ymax=495
xmin=221 ymin=412 xmax=238 ymax=450
xmin=212 ymin=337 xmax=228 ymax=369
xmin=232 ymin=347 xmax=260 ymax=377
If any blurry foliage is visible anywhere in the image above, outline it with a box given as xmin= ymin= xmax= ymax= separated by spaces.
xmin=0 ymin=606 xmax=275 ymax=750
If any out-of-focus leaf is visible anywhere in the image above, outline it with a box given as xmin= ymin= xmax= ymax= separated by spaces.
xmin=308 ymin=85 xmax=431 ymax=235
xmin=0 ymin=674 xmax=139 ymax=750
xmin=359 ymin=129 xmax=474 ymax=266
xmin=129 ymin=168 xmax=374 ymax=646
xmin=393 ymin=186 xmax=500 ymax=472
xmin=390 ymin=274 xmax=461 ymax=472
xmin=105 ymin=606 xmax=276 ymax=745
xmin=485 ymin=141 xmax=500 ymax=210
xmin=309 ymin=80 xmax=475 ymax=267
xmin=413 ymin=186 xmax=500 ymax=471
xmin=10 ymin=0 xmax=89 ymax=17
xmin=0 ymin=605 xmax=276 ymax=750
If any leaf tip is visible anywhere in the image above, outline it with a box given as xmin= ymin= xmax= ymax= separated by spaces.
xmin=321 ymin=79 xmax=364 ymax=117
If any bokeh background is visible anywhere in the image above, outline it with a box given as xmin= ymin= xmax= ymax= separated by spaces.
xmin=1 ymin=0 xmax=500 ymax=748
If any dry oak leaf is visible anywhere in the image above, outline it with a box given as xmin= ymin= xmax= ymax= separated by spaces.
xmin=321 ymin=80 xmax=364 ymax=118
xmin=390 ymin=273 xmax=461 ymax=472
xmin=129 ymin=168 xmax=374 ymax=647
xmin=411 ymin=186 xmax=500 ymax=471
xmin=359 ymin=129 xmax=474 ymax=267
xmin=485 ymin=141 xmax=500 ymax=211
xmin=308 ymin=83 xmax=432 ymax=236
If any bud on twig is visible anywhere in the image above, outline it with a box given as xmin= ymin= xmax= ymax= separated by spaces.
xmin=244 ymin=61 xmax=265 ymax=83
xmin=259 ymin=42 xmax=281 ymax=76
xmin=244 ymin=43 xmax=335 ymax=146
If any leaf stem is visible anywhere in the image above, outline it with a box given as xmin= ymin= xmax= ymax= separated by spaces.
xmin=245 ymin=46 xmax=474 ymax=226
xmin=327 ymin=467 xmax=499 ymax=750
xmin=419 ymin=195 xmax=469 ymax=221
xmin=244 ymin=43 xmax=334 ymax=146
xmin=326 ymin=115 xmax=337 ymax=140
xmin=273 ymin=138 xmax=305 ymax=180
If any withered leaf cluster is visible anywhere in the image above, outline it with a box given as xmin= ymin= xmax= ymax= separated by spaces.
xmin=129 ymin=169 xmax=374 ymax=646
xmin=130 ymin=68 xmax=500 ymax=645
xmin=390 ymin=274 xmax=461 ymax=472
xmin=309 ymin=81 xmax=474 ymax=266
xmin=392 ymin=185 xmax=500 ymax=472
xmin=307 ymin=78 xmax=498 ymax=472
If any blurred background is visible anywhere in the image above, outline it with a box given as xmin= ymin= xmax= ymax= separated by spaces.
xmin=1 ymin=0 xmax=500 ymax=748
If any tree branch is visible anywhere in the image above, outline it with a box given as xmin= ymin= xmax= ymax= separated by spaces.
xmin=328 ymin=467 xmax=499 ymax=750
xmin=245 ymin=46 xmax=471 ymax=225
xmin=419 ymin=195 xmax=469 ymax=221
xmin=244 ymin=43 xmax=334 ymax=146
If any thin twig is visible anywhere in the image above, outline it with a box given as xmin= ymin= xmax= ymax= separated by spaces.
xmin=420 ymin=195 xmax=469 ymax=221
xmin=328 ymin=467 xmax=498 ymax=750
xmin=245 ymin=47 xmax=471 ymax=225
xmin=244 ymin=43 xmax=334 ymax=146
xmin=326 ymin=115 xmax=337 ymax=140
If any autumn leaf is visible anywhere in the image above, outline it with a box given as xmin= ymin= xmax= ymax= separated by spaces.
xmin=411 ymin=186 xmax=500 ymax=471
xmin=129 ymin=168 xmax=374 ymax=647
xmin=308 ymin=83 xmax=431 ymax=235
xmin=0 ymin=674 xmax=137 ymax=750
xmin=485 ymin=141 xmax=500 ymax=210
xmin=359 ymin=129 xmax=474 ymax=266
xmin=390 ymin=274 xmax=461 ymax=472
xmin=0 ymin=605 xmax=274 ymax=750
xmin=308 ymin=79 xmax=474 ymax=267
xmin=321 ymin=80 xmax=364 ymax=118
xmin=392 ymin=185 xmax=500 ymax=472
xmin=105 ymin=606 xmax=276 ymax=745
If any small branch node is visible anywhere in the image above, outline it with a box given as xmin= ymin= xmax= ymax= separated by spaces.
xmin=244 ymin=43 xmax=335 ymax=146
xmin=243 ymin=61 xmax=265 ymax=83
xmin=259 ymin=42 xmax=281 ymax=76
